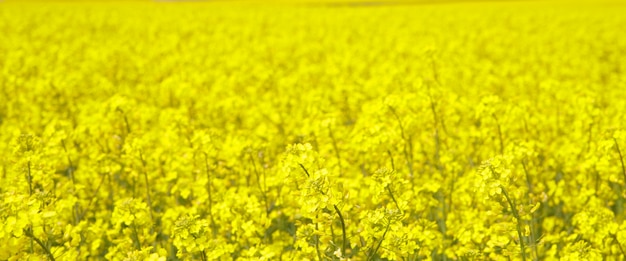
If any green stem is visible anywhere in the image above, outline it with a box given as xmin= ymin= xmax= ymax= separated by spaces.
xmin=250 ymin=153 xmax=269 ymax=216
xmin=26 ymin=161 xmax=33 ymax=196
xmin=24 ymin=228 xmax=56 ymax=261
xmin=131 ymin=217 xmax=142 ymax=250
xmin=139 ymin=151 xmax=154 ymax=224
xmin=328 ymin=126 xmax=343 ymax=176
xmin=115 ymin=107 xmax=132 ymax=134
xmin=25 ymin=160 xmax=36 ymax=255
xmin=614 ymin=138 xmax=626 ymax=187
xmin=61 ymin=139 xmax=81 ymax=225
xmin=387 ymin=186 xmax=401 ymax=211
xmin=367 ymin=221 xmax=390 ymax=261
xmin=77 ymin=172 xmax=107 ymax=221
xmin=299 ymin=164 xmax=347 ymax=256
xmin=612 ymin=234 xmax=626 ymax=257
xmin=389 ymin=106 xmax=414 ymax=177
xmin=203 ymin=153 xmax=217 ymax=237
xmin=315 ymin=218 xmax=323 ymax=261
xmin=61 ymin=139 xmax=75 ymax=184
xmin=501 ymin=186 xmax=527 ymax=261
xmin=493 ymin=114 xmax=505 ymax=155
xmin=299 ymin=163 xmax=310 ymax=178
xmin=334 ymin=204 xmax=347 ymax=257
xmin=387 ymin=150 xmax=395 ymax=170
xmin=521 ymin=161 xmax=538 ymax=261
xmin=428 ymin=94 xmax=442 ymax=166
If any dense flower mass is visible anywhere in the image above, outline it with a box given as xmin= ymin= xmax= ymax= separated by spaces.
xmin=1 ymin=0 xmax=625 ymax=260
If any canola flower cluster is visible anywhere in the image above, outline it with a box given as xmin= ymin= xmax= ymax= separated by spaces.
xmin=1 ymin=0 xmax=626 ymax=260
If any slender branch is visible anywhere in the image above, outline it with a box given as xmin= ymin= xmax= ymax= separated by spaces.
xmin=614 ymin=138 xmax=626 ymax=186
xmin=334 ymin=204 xmax=347 ymax=258
xmin=387 ymin=150 xmax=395 ymax=170
xmin=428 ymin=94 xmax=442 ymax=165
xmin=26 ymin=160 xmax=33 ymax=196
xmin=139 ymin=151 xmax=154 ymax=223
xmin=522 ymin=161 xmax=533 ymax=194
xmin=330 ymin=221 xmax=336 ymax=250
xmin=61 ymin=139 xmax=75 ymax=184
xmin=123 ymin=114 xmax=132 ymax=134
xmin=430 ymin=56 xmax=440 ymax=85
xmin=24 ymin=228 xmax=56 ymax=261
xmin=203 ymin=153 xmax=217 ymax=237
xmin=328 ymin=126 xmax=343 ymax=176
xmin=25 ymin=161 xmax=36 ymax=254
xmin=501 ymin=186 xmax=527 ymax=261
xmin=131 ymin=221 xmax=142 ymax=250
xmin=387 ymin=186 xmax=401 ymax=211
xmin=250 ymin=153 xmax=269 ymax=216
xmin=388 ymin=106 xmax=414 ymax=177
xmin=315 ymin=218 xmax=323 ymax=261
xmin=77 ymin=172 xmax=107 ymax=221
xmin=586 ymin=123 xmax=593 ymax=153
xmin=61 ymin=139 xmax=81 ymax=225
xmin=115 ymin=108 xmax=132 ymax=134
xmin=299 ymin=164 xmax=346 ymax=256
xmin=200 ymin=250 xmax=207 ymax=261
xmin=521 ymin=160 xmax=538 ymax=261
xmin=299 ymin=163 xmax=311 ymax=178
xmin=493 ymin=114 xmax=505 ymax=155
xmin=612 ymin=234 xmax=626 ymax=258
xmin=367 ymin=221 xmax=390 ymax=261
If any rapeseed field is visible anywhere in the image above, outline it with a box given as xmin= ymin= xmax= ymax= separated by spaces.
xmin=1 ymin=0 xmax=625 ymax=260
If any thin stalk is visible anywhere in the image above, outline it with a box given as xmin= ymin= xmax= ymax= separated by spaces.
xmin=115 ymin=108 xmax=132 ymax=134
xmin=522 ymin=161 xmax=534 ymax=194
xmin=426 ymin=91 xmax=449 ymax=260
xmin=387 ymin=186 xmax=401 ymax=211
xmin=61 ymin=139 xmax=75 ymax=184
xmin=250 ymin=153 xmax=270 ymax=216
xmin=139 ymin=151 xmax=157 ymax=251
xmin=430 ymin=57 xmax=440 ymax=85
xmin=501 ymin=186 xmax=527 ymax=261
xmin=123 ymin=114 xmax=132 ymax=134
xmin=493 ymin=114 xmax=505 ymax=155
xmin=614 ymin=138 xmax=626 ymax=186
xmin=299 ymin=164 xmax=348 ymax=257
xmin=299 ymin=163 xmax=310 ymax=178
xmin=389 ymin=106 xmax=414 ymax=177
xmin=328 ymin=126 xmax=343 ymax=175
xmin=61 ymin=139 xmax=80 ymax=225
xmin=334 ymin=204 xmax=347 ymax=257
xmin=428 ymin=94 xmax=442 ymax=165
xmin=200 ymin=250 xmax=208 ymax=261
xmin=26 ymin=160 xmax=34 ymax=253
xmin=367 ymin=221 xmax=391 ymax=261
xmin=331 ymin=222 xmax=336 ymax=250
xmin=131 ymin=219 xmax=142 ymax=250
xmin=315 ymin=219 xmax=323 ymax=261
xmin=612 ymin=234 xmax=626 ymax=257
xmin=139 ymin=151 xmax=154 ymax=224
xmin=77 ymin=172 xmax=107 ymax=221
xmin=447 ymin=171 xmax=457 ymax=223
xmin=27 ymin=161 xmax=33 ymax=195
xmin=586 ymin=123 xmax=593 ymax=153
xmin=522 ymin=161 xmax=538 ymax=261
xmin=203 ymin=153 xmax=217 ymax=237
xmin=427 ymin=60 xmax=449 ymax=135
xmin=385 ymin=151 xmax=401 ymax=211
xmin=24 ymin=228 xmax=56 ymax=261
xmin=387 ymin=150 xmax=395 ymax=170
